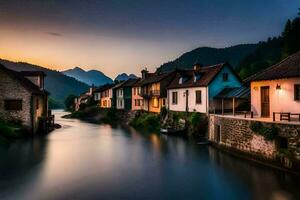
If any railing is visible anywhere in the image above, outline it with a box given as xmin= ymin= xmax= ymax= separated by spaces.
xmin=150 ymin=90 xmax=160 ymax=96
xmin=141 ymin=90 xmax=160 ymax=98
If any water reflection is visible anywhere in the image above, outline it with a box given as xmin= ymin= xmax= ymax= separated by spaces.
xmin=0 ymin=110 xmax=299 ymax=200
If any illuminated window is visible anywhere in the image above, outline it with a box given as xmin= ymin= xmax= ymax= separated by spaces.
xmin=153 ymin=98 xmax=159 ymax=108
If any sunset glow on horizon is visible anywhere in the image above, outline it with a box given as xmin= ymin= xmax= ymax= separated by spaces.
xmin=0 ymin=0 xmax=298 ymax=78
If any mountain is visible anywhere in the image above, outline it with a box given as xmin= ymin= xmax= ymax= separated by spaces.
xmin=0 ymin=59 xmax=89 ymax=108
xmin=62 ymin=67 xmax=113 ymax=86
xmin=236 ymin=16 xmax=300 ymax=79
xmin=157 ymin=44 xmax=258 ymax=73
xmin=115 ymin=73 xmax=138 ymax=81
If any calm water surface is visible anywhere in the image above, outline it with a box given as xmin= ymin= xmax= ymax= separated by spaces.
xmin=0 ymin=111 xmax=299 ymax=200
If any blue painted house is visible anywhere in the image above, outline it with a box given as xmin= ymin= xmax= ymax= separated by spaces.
xmin=167 ymin=62 xmax=245 ymax=113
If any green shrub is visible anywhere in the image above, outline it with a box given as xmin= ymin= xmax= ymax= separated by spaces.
xmin=130 ymin=113 xmax=160 ymax=132
xmin=250 ymin=122 xmax=278 ymax=141
xmin=187 ymin=112 xmax=208 ymax=137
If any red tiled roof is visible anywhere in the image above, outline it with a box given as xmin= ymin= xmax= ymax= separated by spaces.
xmin=248 ymin=51 xmax=300 ymax=82
xmin=0 ymin=64 xmax=48 ymax=95
xmin=167 ymin=63 xmax=227 ymax=89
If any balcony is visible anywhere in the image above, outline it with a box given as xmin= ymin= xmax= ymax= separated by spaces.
xmin=141 ymin=90 xmax=160 ymax=99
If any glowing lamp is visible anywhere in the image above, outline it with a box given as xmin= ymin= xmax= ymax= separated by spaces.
xmin=276 ymin=84 xmax=281 ymax=90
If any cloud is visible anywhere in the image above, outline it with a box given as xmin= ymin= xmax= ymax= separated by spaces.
xmin=46 ymin=32 xmax=63 ymax=37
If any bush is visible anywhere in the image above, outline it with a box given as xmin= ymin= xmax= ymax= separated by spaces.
xmin=250 ymin=121 xmax=278 ymax=141
xmin=130 ymin=113 xmax=160 ymax=132
xmin=187 ymin=112 xmax=208 ymax=137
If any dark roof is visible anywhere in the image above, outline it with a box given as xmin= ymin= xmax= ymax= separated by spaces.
xmin=120 ymin=78 xmax=140 ymax=88
xmin=214 ymin=87 xmax=250 ymax=99
xmin=0 ymin=64 xmax=47 ymax=95
xmin=248 ymin=51 xmax=300 ymax=82
xmin=138 ymin=71 xmax=174 ymax=86
xmin=21 ymin=71 xmax=46 ymax=77
xmin=167 ymin=63 xmax=232 ymax=89
xmin=94 ymin=83 xmax=115 ymax=93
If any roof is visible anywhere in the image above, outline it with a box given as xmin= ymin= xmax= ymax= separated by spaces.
xmin=94 ymin=83 xmax=115 ymax=93
xmin=21 ymin=71 xmax=46 ymax=77
xmin=0 ymin=64 xmax=48 ymax=95
xmin=214 ymin=87 xmax=250 ymax=99
xmin=138 ymin=71 xmax=174 ymax=86
xmin=167 ymin=63 xmax=232 ymax=89
xmin=119 ymin=78 xmax=140 ymax=88
xmin=249 ymin=51 xmax=300 ymax=82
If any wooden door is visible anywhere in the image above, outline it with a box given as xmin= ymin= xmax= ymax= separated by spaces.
xmin=261 ymin=86 xmax=270 ymax=117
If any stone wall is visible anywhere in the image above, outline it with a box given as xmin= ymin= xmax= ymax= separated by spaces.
xmin=0 ymin=68 xmax=32 ymax=129
xmin=209 ymin=115 xmax=300 ymax=171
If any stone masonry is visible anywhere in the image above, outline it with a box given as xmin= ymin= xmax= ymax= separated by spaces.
xmin=0 ymin=68 xmax=32 ymax=128
xmin=209 ymin=115 xmax=300 ymax=171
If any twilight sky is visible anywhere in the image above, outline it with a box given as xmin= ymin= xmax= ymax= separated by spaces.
xmin=0 ymin=0 xmax=298 ymax=78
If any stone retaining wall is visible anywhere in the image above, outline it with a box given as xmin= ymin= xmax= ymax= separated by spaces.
xmin=209 ymin=115 xmax=300 ymax=171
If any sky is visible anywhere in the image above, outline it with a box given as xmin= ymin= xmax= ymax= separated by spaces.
xmin=0 ymin=0 xmax=298 ymax=78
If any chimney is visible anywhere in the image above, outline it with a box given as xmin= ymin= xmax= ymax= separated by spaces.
xmin=194 ymin=63 xmax=202 ymax=71
xmin=141 ymin=68 xmax=149 ymax=79
xmin=89 ymin=84 xmax=95 ymax=95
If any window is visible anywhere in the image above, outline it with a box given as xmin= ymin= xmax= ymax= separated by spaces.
xmin=162 ymin=99 xmax=166 ymax=106
xmin=172 ymin=92 xmax=178 ymax=104
xmin=4 ymin=100 xmax=22 ymax=111
xmin=294 ymin=84 xmax=300 ymax=100
xmin=195 ymin=90 xmax=202 ymax=104
xmin=153 ymin=98 xmax=159 ymax=108
xmin=222 ymin=73 xmax=228 ymax=81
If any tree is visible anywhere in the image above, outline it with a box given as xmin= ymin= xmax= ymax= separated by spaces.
xmin=64 ymin=94 xmax=77 ymax=111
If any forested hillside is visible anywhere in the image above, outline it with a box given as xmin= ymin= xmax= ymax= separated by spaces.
xmin=0 ymin=59 xmax=89 ymax=108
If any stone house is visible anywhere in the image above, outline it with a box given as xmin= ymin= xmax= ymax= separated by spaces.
xmin=0 ymin=64 xmax=49 ymax=134
xmin=249 ymin=50 xmax=300 ymax=119
xmin=167 ymin=63 xmax=244 ymax=114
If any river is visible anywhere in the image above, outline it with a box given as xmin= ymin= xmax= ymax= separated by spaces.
xmin=0 ymin=110 xmax=299 ymax=200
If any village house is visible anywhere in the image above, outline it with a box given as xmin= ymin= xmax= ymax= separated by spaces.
xmin=167 ymin=63 xmax=244 ymax=114
xmin=132 ymin=80 xmax=144 ymax=110
xmin=249 ymin=50 xmax=300 ymax=121
xmin=0 ymin=64 xmax=51 ymax=134
xmin=100 ymin=84 xmax=114 ymax=108
xmin=74 ymin=87 xmax=94 ymax=111
xmin=114 ymin=79 xmax=140 ymax=110
xmin=139 ymin=69 xmax=176 ymax=113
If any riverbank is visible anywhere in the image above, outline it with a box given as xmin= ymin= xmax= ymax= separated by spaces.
xmin=65 ymin=106 xmax=208 ymax=138
xmin=1 ymin=110 xmax=299 ymax=200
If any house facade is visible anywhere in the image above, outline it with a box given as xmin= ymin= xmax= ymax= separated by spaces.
xmin=167 ymin=63 xmax=243 ymax=113
xmin=139 ymin=69 xmax=176 ymax=113
xmin=0 ymin=64 xmax=49 ymax=134
xmin=132 ymin=82 xmax=143 ymax=110
xmin=100 ymin=84 xmax=114 ymax=108
xmin=249 ymin=51 xmax=300 ymax=118
xmin=113 ymin=79 xmax=140 ymax=110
